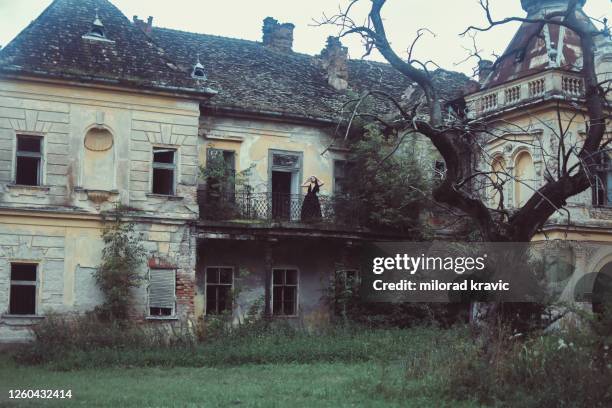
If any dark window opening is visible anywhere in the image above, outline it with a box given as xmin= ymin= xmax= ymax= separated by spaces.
xmin=592 ymin=152 xmax=612 ymax=207
xmin=149 ymin=307 xmax=172 ymax=316
xmin=434 ymin=160 xmax=446 ymax=179
xmin=514 ymin=49 xmax=525 ymax=63
xmin=336 ymin=269 xmax=358 ymax=289
xmin=272 ymin=268 xmax=298 ymax=316
xmin=9 ymin=263 xmax=37 ymax=315
xmin=333 ymin=160 xmax=355 ymax=196
xmin=15 ymin=135 xmax=42 ymax=186
xmin=206 ymin=267 xmax=233 ymax=315
xmin=90 ymin=26 xmax=105 ymax=38
xmin=152 ymin=148 xmax=176 ymax=195
xmin=206 ymin=148 xmax=236 ymax=201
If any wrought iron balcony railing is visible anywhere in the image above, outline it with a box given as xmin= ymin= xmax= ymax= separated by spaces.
xmin=200 ymin=190 xmax=364 ymax=228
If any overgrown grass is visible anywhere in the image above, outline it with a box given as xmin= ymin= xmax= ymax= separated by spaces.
xmin=445 ymin=324 xmax=612 ymax=407
xmin=5 ymin=317 xmax=482 ymax=407
xmin=10 ymin=313 xmax=612 ymax=407
xmin=14 ymin=314 xmax=469 ymax=371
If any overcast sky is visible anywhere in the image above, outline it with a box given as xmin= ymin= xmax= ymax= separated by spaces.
xmin=0 ymin=0 xmax=609 ymax=76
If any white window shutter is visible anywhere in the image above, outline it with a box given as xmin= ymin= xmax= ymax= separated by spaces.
xmin=148 ymin=269 xmax=176 ymax=310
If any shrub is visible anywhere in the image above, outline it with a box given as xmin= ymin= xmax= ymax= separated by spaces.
xmin=94 ymin=209 xmax=146 ymax=320
xmin=445 ymin=325 xmax=612 ymax=407
xmin=13 ymin=313 xmax=465 ymax=371
xmin=14 ymin=313 xmax=196 ymax=366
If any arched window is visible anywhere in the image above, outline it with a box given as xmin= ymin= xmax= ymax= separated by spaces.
xmin=593 ymin=152 xmax=612 ymax=207
xmin=514 ymin=151 xmax=535 ymax=207
xmin=490 ymin=156 xmax=506 ymax=208
xmin=83 ymin=127 xmax=114 ymax=190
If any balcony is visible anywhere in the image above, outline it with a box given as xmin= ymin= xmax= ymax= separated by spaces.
xmin=199 ymin=190 xmax=364 ymax=229
xmin=466 ymin=70 xmax=585 ymax=118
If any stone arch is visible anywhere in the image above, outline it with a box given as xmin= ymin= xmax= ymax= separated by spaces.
xmin=592 ymin=261 xmax=612 ymax=314
xmin=82 ymin=126 xmax=115 ymax=191
xmin=514 ymin=150 xmax=535 ymax=207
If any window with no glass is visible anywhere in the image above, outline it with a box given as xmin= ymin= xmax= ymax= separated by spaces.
xmin=333 ymin=160 xmax=355 ymax=195
xmin=206 ymin=266 xmax=233 ymax=315
xmin=152 ymin=147 xmax=176 ymax=195
xmin=9 ymin=263 xmax=38 ymax=315
xmin=272 ymin=268 xmax=298 ymax=316
xmin=15 ymin=135 xmax=43 ymax=186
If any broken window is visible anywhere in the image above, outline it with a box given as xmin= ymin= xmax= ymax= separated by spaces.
xmin=593 ymin=152 xmax=612 ymax=207
xmin=152 ymin=147 xmax=176 ymax=195
xmin=148 ymin=269 xmax=176 ymax=317
xmin=15 ymin=135 xmax=42 ymax=186
xmin=206 ymin=148 xmax=236 ymax=201
xmin=336 ymin=269 xmax=359 ymax=290
xmin=206 ymin=266 xmax=233 ymax=314
xmin=333 ymin=160 xmax=351 ymax=195
xmin=9 ymin=263 xmax=37 ymax=315
xmin=272 ymin=268 xmax=298 ymax=316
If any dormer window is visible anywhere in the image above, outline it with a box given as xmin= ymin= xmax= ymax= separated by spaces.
xmin=191 ymin=55 xmax=207 ymax=80
xmin=514 ymin=49 xmax=525 ymax=63
xmin=83 ymin=11 xmax=113 ymax=42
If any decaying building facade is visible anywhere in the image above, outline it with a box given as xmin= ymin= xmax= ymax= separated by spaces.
xmin=466 ymin=0 xmax=612 ymax=305
xmin=0 ymin=0 xmax=469 ymax=341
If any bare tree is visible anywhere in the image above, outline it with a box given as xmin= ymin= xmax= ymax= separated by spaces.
xmin=318 ymin=0 xmax=610 ymax=242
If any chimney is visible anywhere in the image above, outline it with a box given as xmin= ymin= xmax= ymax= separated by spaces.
xmin=520 ymin=0 xmax=586 ymax=16
xmin=262 ymin=17 xmax=294 ymax=52
xmin=318 ymin=36 xmax=349 ymax=91
xmin=133 ymin=15 xmax=154 ymax=35
xmin=478 ymin=60 xmax=494 ymax=84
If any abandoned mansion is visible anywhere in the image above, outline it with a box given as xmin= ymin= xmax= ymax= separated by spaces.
xmin=0 ymin=0 xmax=610 ymax=341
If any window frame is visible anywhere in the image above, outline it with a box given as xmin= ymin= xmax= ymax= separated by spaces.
xmin=593 ymin=152 xmax=612 ymax=207
xmin=335 ymin=269 xmax=360 ymax=290
xmin=333 ymin=159 xmax=348 ymax=195
xmin=204 ymin=266 xmax=234 ymax=315
xmin=14 ymin=134 xmax=44 ymax=186
xmin=151 ymin=146 xmax=178 ymax=196
xmin=206 ymin=148 xmax=237 ymax=200
xmin=147 ymin=268 xmax=177 ymax=318
xmin=8 ymin=262 xmax=39 ymax=316
xmin=271 ymin=267 xmax=299 ymax=317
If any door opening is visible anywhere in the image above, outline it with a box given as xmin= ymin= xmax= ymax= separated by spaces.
xmin=272 ymin=171 xmax=292 ymax=219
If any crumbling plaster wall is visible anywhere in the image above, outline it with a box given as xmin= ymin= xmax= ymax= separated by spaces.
xmin=196 ymin=239 xmax=360 ymax=327
xmin=480 ymin=106 xmax=610 ymax=221
xmin=199 ymin=116 xmax=347 ymax=195
xmin=0 ymin=212 xmax=196 ymax=342
xmin=0 ymin=78 xmax=201 ymax=342
xmin=0 ymin=79 xmax=200 ymax=218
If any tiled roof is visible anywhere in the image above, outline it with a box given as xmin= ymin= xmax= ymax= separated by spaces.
xmin=0 ymin=0 xmax=214 ymax=96
xmin=0 ymin=0 xmax=473 ymax=122
xmin=481 ymin=12 xmax=591 ymax=89
xmin=150 ymin=27 xmax=473 ymax=122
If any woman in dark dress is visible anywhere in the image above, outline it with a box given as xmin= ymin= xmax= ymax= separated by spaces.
xmin=301 ymin=176 xmax=324 ymax=222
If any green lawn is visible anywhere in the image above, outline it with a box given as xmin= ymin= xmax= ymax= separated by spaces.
xmin=0 ymin=358 xmax=480 ymax=407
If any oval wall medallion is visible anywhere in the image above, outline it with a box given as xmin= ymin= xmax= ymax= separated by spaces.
xmin=84 ymin=128 xmax=113 ymax=151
